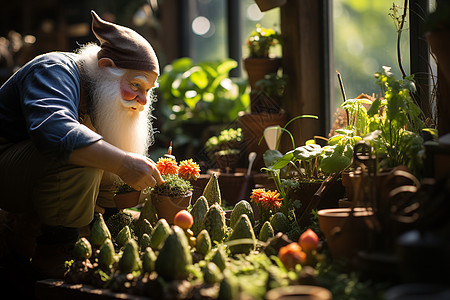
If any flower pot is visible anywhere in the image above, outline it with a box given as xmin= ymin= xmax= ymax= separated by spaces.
xmin=255 ymin=0 xmax=287 ymax=12
xmin=265 ymin=285 xmax=332 ymax=300
xmin=214 ymin=152 xmax=240 ymax=172
xmin=113 ymin=191 xmax=141 ymax=210
xmin=243 ymin=57 xmax=283 ymax=114
xmin=151 ymin=191 xmax=192 ymax=224
xmin=318 ymin=207 xmax=374 ymax=261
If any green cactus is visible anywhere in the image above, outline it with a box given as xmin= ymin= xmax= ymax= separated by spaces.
xmin=138 ymin=219 xmax=153 ymax=241
xmin=118 ymin=239 xmax=141 ymax=274
xmin=270 ymin=212 xmax=290 ymax=234
xmin=72 ymin=237 xmax=92 ymax=260
xmin=136 ymin=197 xmax=159 ymax=236
xmin=155 ymin=226 xmax=192 ymax=281
xmin=210 ymin=247 xmax=227 ymax=272
xmin=98 ymin=238 xmax=116 ymax=269
xmin=230 ymin=200 xmax=255 ymax=228
xmin=90 ymin=213 xmax=112 ymax=248
xmin=190 ymin=196 xmax=209 ymax=236
xmin=204 ymin=203 xmax=227 ymax=243
xmin=139 ymin=233 xmax=152 ymax=252
xmin=228 ymin=214 xmax=256 ymax=255
xmin=202 ymin=172 xmax=221 ymax=206
xmin=196 ymin=229 xmax=212 ymax=256
xmin=203 ymin=262 xmax=223 ymax=284
xmin=141 ymin=247 xmax=157 ymax=273
xmin=116 ymin=225 xmax=132 ymax=248
xmin=258 ymin=221 xmax=275 ymax=242
xmin=149 ymin=218 xmax=172 ymax=251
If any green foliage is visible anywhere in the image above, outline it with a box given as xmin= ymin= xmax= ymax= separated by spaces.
xmin=253 ymin=71 xmax=288 ymax=98
xmin=363 ymin=66 xmax=425 ymax=174
xmin=106 ymin=211 xmax=135 ymax=239
xmin=247 ymin=24 xmax=282 ymax=58
xmin=156 ymin=57 xmax=249 ymax=155
xmin=151 ymin=174 xmax=192 ymax=197
xmin=205 ymin=127 xmax=243 ymax=154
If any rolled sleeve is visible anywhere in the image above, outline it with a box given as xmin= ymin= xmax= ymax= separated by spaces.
xmin=19 ymin=54 xmax=102 ymax=160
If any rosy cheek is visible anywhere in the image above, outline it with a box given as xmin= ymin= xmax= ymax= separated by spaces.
xmin=120 ymin=81 xmax=137 ymax=101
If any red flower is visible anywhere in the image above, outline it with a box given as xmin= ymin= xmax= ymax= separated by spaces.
xmin=178 ymin=159 xmax=201 ymax=181
xmin=156 ymin=157 xmax=179 ymax=175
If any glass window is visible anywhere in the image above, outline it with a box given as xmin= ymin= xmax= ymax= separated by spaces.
xmin=332 ymin=0 xmax=411 ymax=117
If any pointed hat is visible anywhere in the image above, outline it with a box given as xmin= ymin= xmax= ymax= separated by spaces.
xmin=91 ymin=10 xmax=159 ymax=74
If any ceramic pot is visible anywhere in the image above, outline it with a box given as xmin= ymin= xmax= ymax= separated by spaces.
xmin=151 ymin=191 xmax=192 ymax=224
xmin=265 ymin=285 xmax=332 ymax=300
xmin=318 ymin=207 xmax=374 ymax=261
xmin=113 ymin=191 xmax=141 ymax=210
xmin=243 ymin=57 xmax=282 ymax=90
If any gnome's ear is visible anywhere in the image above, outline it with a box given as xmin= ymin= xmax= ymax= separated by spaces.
xmin=98 ymin=57 xmax=116 ymax=68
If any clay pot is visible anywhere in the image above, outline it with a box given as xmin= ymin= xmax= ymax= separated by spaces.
xmin=243 ymin=57 xmax=282 ymax=90
xmin=265 ymin=285 xmax=332 ymax=300
xmin=151 ymin=191 xmax=192 ymax=224
xmin=113 ymin=191 xmax=141 ymax=210
xmin=318 ymin=207 xmax=374 ymax=261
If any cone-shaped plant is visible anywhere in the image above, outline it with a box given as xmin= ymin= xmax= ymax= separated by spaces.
xmin=228 ymin=214 xmax=256 ymax=255
xmin=202 ymin=172 xmax=221 ymax=206
xmin=90 ymin=213 xmax=112 ymax=248
xmin=118 ymin=239 xmax=141 ymax=273
xmin=190 ymin=196 xmax=209 ymax=236
xmin=155 ymin=225 xmax=192 ymax=281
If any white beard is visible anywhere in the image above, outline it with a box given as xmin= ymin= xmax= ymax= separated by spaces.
xmin=77 ymin=44 xmax=154 ymax=155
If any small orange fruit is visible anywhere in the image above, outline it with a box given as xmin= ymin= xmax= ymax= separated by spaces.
xmin=278 ymin=242 xmax=306 ymax=269
xmin=299 ymin=228 xmax=319 ymax=251
xmin=173 ymin=210 xmax=194 ymax=229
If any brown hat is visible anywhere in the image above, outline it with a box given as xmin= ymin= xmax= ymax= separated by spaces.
xmin=91 ymin=10 xmax=159 ymax=74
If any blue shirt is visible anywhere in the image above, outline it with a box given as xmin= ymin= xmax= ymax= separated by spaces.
xmin=0 ymin=52 xmax=102 ymax=161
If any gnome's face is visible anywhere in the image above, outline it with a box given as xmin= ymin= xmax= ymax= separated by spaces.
xmin=119 ymin=69 xmax=158 ymax=112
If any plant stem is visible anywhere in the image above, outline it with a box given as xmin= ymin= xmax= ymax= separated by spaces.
xmin=397 ymin=0 xmax=408 ymax=79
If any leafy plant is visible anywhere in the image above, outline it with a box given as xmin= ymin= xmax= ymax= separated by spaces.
xmin=205 ymin=127 xmax=243 ymax=154
xmin=363 ymin=66 xmax=426 ymax=174
xmin=253 ymin=72 xmax=288 ymax=99
xmin=247 ymin=24 xmax=282 ymax=58
xmin=151 ymin=174 xmax=193 ymax=198
xmin=156 ymin=57 xmax=250 ymax=156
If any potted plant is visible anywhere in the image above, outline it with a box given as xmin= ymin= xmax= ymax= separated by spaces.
xmin=151 ymin=157 xmax=201 ymax=223
xmin=205 ymin=127 xmax=243 ymax=172
xmin=113 ymin=180 xmax=142 ymax=210
xmin=244 ymin=24 xmax=282 ymax=96
xmin=251 ymin=71 xmax=288 ymax=114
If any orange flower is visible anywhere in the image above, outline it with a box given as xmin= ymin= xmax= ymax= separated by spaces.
xmin=250 ymin=188 xmax=282 ymax=211
xmin=156 ymin=157 xmax=179 ymax=175
xmin=178 ymin=159 xmax=200 ymax=181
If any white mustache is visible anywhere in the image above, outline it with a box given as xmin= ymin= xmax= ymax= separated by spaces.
xmin=120 ymin=99 xmax=145 ymax=112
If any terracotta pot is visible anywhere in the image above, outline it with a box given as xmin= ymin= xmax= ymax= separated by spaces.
xmin=243 ymin=57 xmax=282 ymax=90
xmin=214 ymin=152 xmax=240 ymax=172
xmin=113 ymin=191 xmax=141 ymax=210
xmin=255 ymin=0 xmax=287 ymax=12
xmin=318 ymin=207 xmax=374 ymax=261
xmin=238 ymin=112 xmax=287 ymax=170
xmin=151 ymin=191 xmax=192 ymax=224
xmin=265 ymin=285 xmax=332 ymax=300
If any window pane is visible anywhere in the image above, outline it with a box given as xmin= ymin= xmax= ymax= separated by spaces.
xmin=332 ymin=1 xmax=410 ymax=109
xmin=189 ymin=0 xmax=227 ymax=62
